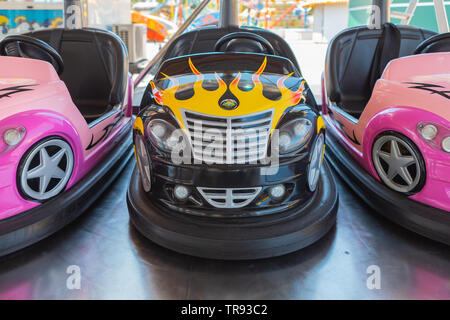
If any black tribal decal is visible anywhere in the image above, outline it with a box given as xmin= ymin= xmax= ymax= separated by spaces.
xmin=405 ymin=82 xmax=450 ymax=100
xmin=0 ymin=85 xmax=35 ymax=99
xmin=335 ymin=119 xmax=360 ymax=145
xmin=86 ymin=111 xmax=125 ymax=150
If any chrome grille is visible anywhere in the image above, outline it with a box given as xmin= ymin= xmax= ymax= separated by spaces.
xmin=197 ymin=187 xmax=262 ymax=208
xmin=181 ymin=109 xmax=273 ymax=164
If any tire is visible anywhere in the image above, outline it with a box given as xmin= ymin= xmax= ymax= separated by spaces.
xmin=17 ymin=136 xmax=74 ymax=202
xmin=371 ymin=131 xmax=426 ymax=195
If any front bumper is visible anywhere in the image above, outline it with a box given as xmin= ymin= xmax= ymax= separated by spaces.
xmin=127 ymin=160 xmax=338 ymax=260
xmin=147 ymin=153 xmax=316 ymax=217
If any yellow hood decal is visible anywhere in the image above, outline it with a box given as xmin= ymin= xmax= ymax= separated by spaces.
xmin=150 ymin=57 xmax=305 ymax=131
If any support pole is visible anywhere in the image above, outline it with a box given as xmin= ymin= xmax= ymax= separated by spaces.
xmin=433 ymin=0 xmax=450 ymax=32
xmin=219 ymin=0 xmax=239 ymax=27
xmin=372 ymin=0 xmax=390 ymax=24
xmin=134 ymin=0 xmax=211 ymax=88
xmin=63 ymin=0 xmax=86 ymax=29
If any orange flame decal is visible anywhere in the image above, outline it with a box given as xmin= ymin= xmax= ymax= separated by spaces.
xmin=149 ymin=81 xmax=163 ymax=105
xmin=229 ymin=58 xmax=306 ymax=111
xmin=188 ymin=57 xmax=202 ymax=76
xmin=148 ymin=57 xmax=306 ymax=131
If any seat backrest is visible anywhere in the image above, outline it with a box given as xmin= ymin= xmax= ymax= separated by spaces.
xmin=325 ymin=24 xmax=435 ymax=116
xmin=415 ymin=32 xmax=450 ymax=54
xmin=160 ymin=26 xmax=301 ymax=72
xmin=25 ymin=28 xmax=128 ymax=119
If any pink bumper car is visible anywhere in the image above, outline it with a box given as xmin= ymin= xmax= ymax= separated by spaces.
xmin=323 ymin=24 xmax=450 ymax=244
xmin=0 ymin=29 xmax=133 ymax=256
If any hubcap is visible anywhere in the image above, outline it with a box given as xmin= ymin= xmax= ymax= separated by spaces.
xmin=372 ymin=135 xmax=421 ymax=193
xmin=20 ymin=139 xmax=74 ymax=201
xmin=308 ymin=133 xmax=324 ymax=191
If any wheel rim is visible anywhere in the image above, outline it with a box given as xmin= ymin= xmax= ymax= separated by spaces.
xmin=372 ymin=135 xmax=421 ymax=193
xmin=20 ymin=139 xmax=74 ymax=201
xmin=308 ymin=133 xmax=324 ymax=191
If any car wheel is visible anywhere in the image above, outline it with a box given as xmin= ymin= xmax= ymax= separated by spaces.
xmin=135 ymin=134 xmax=152 ymax=192
xmin=18 ymin=137 xmax=74 ymax=201
xmin=372 ymin=132 xmax=426 ymax=194
xmin=308 ymin=133 xmax=325 ymax=191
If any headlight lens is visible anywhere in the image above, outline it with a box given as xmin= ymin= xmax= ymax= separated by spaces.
xmin=147 ymin=119 xmax=179 ymax=152
xmin=417 ymin=122 xmax=450 ymax=153
xmin=3 ymin=127 xmax=26 ymax=146
xmin=419 ymin=124 xmax=438 ymax=140
xmin=278 ymin=119 xmax=313 ymax=154
xmin=442 ymin=136 xmax=450 ymax=153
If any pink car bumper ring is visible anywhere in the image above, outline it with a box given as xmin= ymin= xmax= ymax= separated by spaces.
xmin=322 ymin=25 xmax=450 ymax=244
xmin=0 ymin=28 xmax=134 ymax=257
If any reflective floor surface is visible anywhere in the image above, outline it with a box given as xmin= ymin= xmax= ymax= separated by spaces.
xmin=0 ymin=161 xmax=449 ymax=299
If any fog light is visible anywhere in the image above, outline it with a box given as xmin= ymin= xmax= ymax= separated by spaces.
xmin=174 ymin=185 xmax=190 ymax=200
xmin=269 ymin=184 xmax=286 ymax=200
xmin=3 ymin=128 xmax=24 ymax=146
xmin=442 ymin=136 xmax=450 ymax=153
xmin=420 ymin=124 xmax=438 ymax=140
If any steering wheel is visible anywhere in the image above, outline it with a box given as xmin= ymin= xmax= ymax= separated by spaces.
xmin=0 ymin=35 xmax=64 ymax=75
xmin=214 ymin=32 xmax=275 ymax=55
xmin=414 ymin=32 xmax=450 ymax=54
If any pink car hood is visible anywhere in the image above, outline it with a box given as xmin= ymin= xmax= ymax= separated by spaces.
xmin=381 ymin=53 xmax=450 ymax=121
xmin=0 ymin=56 xmax=62 ymax=117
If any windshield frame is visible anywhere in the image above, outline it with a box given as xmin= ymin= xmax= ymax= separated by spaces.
xmin=155 ymin=52 xmax=301 ymax=82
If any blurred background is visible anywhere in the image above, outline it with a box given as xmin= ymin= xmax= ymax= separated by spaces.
xmin=0 ymin=0 xmax=449 ymax=99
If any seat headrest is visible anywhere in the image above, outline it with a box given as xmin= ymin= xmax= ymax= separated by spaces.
xmin=224 ymin=38 xmax=266 ymax=54
xmin=325 ymin=24 xmax=436 ymax=115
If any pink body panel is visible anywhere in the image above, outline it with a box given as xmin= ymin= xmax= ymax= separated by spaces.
xmin=323 ymin=53 xmax=450 ymax=211
xmin=0 ymin=57 xmax=132 ymax=219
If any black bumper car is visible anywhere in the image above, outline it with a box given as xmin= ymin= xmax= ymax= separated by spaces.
xmin=128 ymin=26 xmax=338 ymax=259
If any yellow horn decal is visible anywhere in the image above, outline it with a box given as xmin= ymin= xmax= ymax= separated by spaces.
xmin=152 ymin=57 xmax=306 ymax=134
xmin=153 ymin=59 xmax=227 ymax=131
xmin=189 ymin=57 xmax=202 ymax=76
xmin=229 ymin=58 xmax=306 ymax=130
xmin=133 ymin=116 xmax=145 ymax=135
xmin=316 ymin=115 xmax=325 ymax=134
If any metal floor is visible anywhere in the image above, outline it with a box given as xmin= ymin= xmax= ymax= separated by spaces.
xmin=0 ymin=160 xmax=449 ymax=300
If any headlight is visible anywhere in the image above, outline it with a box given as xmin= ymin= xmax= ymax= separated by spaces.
xmin=417 ymin=121 xmax=450 ymax=153
xmin=419 ymin=124 xmax=438 ymax=140
xmin=3 ymin=127 xmax=26 ymax=146
xmin=442 ymin=136 xmax=450 ymax=153
xmin=278 ymin=119 xmax=313 ymax=154
xmin=147 ymin=119 xmax=179 ymax=152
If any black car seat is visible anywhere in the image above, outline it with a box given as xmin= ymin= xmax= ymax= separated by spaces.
xmin=325 ymin=24 xmax=436 ymax=118
xmin=160 ymin=25 xmax=301 ymax=71
xmin=414 ymin=32 xmax=450 ymax=53
xmin=25 ymin=28 xmax=128 ymax=123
